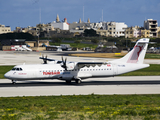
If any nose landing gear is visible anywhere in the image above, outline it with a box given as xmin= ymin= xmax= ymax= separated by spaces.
xmin=12 ymin=80 xmax=16 ymax=84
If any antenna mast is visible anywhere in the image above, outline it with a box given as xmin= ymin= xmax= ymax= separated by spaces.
xmin=39 ymin=8 xmax=41 ymax=23
xmin=83 ymin=6 xmax=84 ymax=22
xmin=102 ymin=9 xmax=103 ymax=22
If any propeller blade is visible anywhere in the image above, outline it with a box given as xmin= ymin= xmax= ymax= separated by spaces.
xmin=61 ymin=56 xmax=67 ymax=70
xmin=64 ymin=58 xmax=67 ymax=65
xmin=62 ymin=56 xmax=64 ymax=64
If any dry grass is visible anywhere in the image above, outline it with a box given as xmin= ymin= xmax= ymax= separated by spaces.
xmin=70 ymin=52 xmax=127 ymax=58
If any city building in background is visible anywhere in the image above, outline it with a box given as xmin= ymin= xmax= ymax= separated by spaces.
xmin=144 ymin=19 xmax=158 ymax=37
xmin=0 ymin=24 xmax=11 ymax=34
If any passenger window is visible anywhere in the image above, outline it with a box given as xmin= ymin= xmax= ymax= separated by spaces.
xmin=20 ymin=68 xmax=23 ymax=71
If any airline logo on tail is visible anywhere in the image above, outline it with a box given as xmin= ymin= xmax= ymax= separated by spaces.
xmin=127 ymin=44 xmax=144 ymax=63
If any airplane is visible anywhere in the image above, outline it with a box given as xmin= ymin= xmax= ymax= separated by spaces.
xmin=4 ymin=38 xmax=150 ymax=84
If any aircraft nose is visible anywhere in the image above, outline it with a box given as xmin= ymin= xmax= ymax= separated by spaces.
xmin=4 ymin=72 xmax=10 ymax=79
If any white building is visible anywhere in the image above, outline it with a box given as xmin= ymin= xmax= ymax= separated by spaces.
xmin=0 ymin=24 xmax=11 ymax=34
xmin=106 ymin=22 xmax=127 ymax=37
xmin=51 ymin=22 xmax=69 ymax=30
xmin=115 ymin=22 xmax=128 ymax=37
xmin=51 ymin=17 xmax=69 ymax=30
xmin=90 ymin=22 xmax=103 ymax=30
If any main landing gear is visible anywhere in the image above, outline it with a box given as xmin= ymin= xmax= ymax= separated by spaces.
xmin=75 ymin=79 xmax=81 ymax=84
xmin=12 ymin=80 xmax=16 ymax=84
xmin=65 ymin=79 xmax=82 ymax=84
xmin=66 ymin=80 xmax=71 ymax=84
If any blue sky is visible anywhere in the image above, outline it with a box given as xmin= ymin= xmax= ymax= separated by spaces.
xmin=1 ymin=0 xmax=160 ymax=30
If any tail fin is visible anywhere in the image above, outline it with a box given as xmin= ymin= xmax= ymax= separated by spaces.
xmin=114 ymin=38 xmax=149 ymax=64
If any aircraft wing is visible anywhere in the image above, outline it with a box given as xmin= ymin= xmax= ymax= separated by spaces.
xmin=39 ymin=57 xmax=56 ymax=61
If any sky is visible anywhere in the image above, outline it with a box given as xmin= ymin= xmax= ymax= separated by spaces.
xmin=1 ymin=0 xmax=160 ymax=30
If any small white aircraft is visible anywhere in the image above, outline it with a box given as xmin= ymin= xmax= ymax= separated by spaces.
xmin=4 ymin=38 xmax=150 ymax=84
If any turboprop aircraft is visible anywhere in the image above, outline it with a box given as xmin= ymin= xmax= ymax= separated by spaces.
xmin=4 ymin=38 xmax=150 ymax=84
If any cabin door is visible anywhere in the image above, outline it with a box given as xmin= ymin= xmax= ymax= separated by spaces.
xmin=113 ymin=64 xmax=118 ymax=75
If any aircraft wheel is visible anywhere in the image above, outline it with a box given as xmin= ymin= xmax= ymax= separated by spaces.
xmin=75 ymin=79 xmax=81 ymax=84
xmin=12 ymin=80 xmax=16 ymax=84
xmin=66 ymin=80 xmax=71 ymax=84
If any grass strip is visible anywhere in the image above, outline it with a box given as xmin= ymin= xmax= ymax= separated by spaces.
xmin=145 ymin=53 xmax=160 ymax=59
xmin=120 ymin=64 xmax=160 ymax=76
xmin=0 ymin=64 xmax=160 ymax=79
xmin=0 ymin=66 xmax=14 ymax=79
xmin=0 ymin=94 xmax=160 ymax=119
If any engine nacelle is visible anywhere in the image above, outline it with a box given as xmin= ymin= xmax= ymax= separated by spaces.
xmin=66 ymin=62 xmax=75 ymax=70
xmin=58 ymin=74 xmax=73 ymax=80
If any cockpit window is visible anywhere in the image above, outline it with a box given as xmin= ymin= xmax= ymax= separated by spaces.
xmin=11 ymin=67 xmax=23 ymax=71
xmin=11 ymin=68 xmax=16 ymax=71
xmin=16 ymin=68 xmax=20 ymax=71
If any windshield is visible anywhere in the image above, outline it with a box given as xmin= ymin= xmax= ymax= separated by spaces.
xmin=11 ymin=67 xmax=23 ymax=71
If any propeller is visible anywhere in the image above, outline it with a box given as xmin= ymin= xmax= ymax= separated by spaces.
xmin=61 ymin=56 xmax=67 ymax=70
xmin=41 ymin=54 xmax=47 ymax=64
xmin=44 ymin=55 xmax=47 ymax=64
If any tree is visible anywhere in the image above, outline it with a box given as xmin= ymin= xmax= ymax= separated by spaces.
xmin=0 ymin=32 xmax=34 ymax=40
xmin=74 ymin=40 xmax=80 ymax=44
xmin=91 ymin=39 xmax=99 ymax=44
xmin=84 ymin=29 xmax=99 ymax=37
xmin=51 ymin=38 xmax=62 ymax=45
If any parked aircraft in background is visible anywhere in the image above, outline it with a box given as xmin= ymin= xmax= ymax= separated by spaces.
xmin=4 ymin=38 xmax=150 ymax=84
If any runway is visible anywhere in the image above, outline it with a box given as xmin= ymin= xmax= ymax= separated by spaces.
xmin=0 ymin=76 xmax=160 ymax=97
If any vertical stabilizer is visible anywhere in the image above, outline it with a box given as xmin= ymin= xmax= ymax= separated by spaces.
xmin=113 ymin=38 xmax=149 ymax=64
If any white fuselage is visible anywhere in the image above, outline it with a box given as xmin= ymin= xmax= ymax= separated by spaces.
xmin=4 ymin=63 xmax=149 ymax=81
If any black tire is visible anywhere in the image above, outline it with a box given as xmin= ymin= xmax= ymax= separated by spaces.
xmin=76 ymin=79 xmax=81 ymax=84
xmin=66 ymin=80 xmax=71 ymax=84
